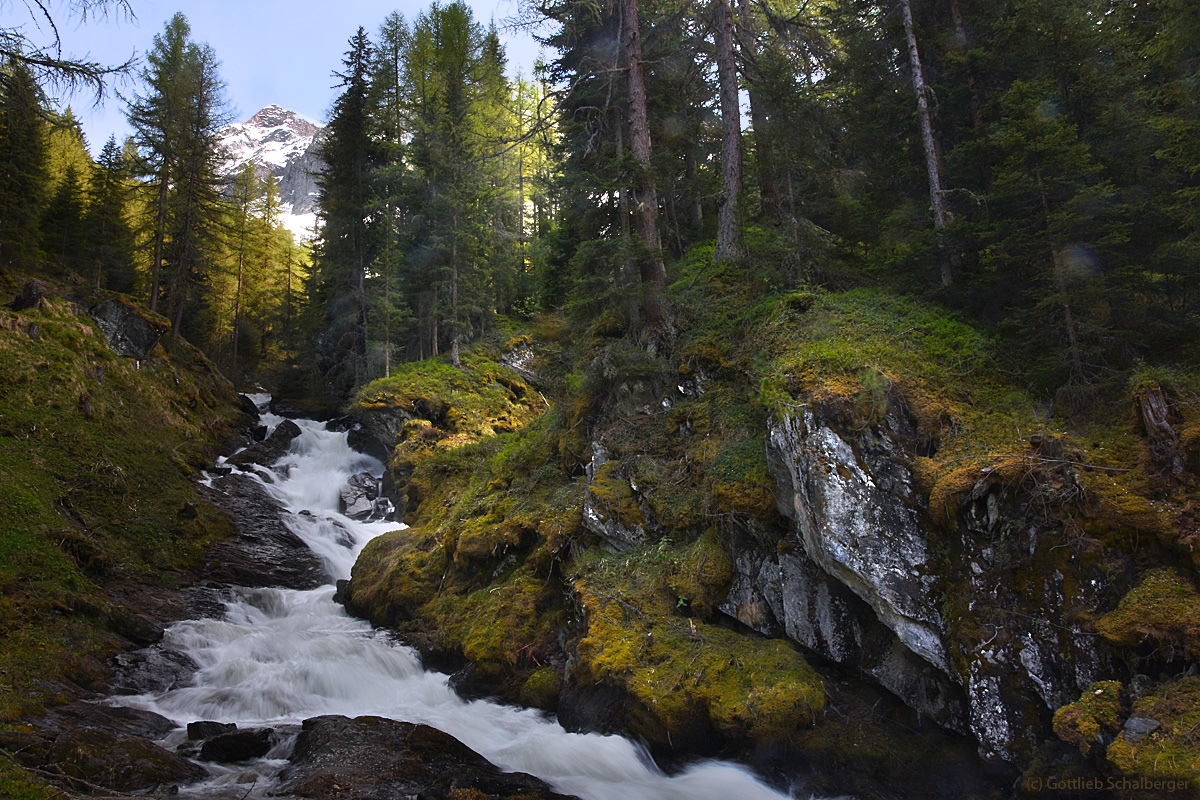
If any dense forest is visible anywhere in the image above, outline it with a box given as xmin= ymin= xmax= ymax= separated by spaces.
xmin=3 ymin=0 xmax=1197 ymax=401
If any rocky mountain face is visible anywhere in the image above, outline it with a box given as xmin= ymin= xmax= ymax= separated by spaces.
xmin=218 ymin=105 xmax=324 ymax=240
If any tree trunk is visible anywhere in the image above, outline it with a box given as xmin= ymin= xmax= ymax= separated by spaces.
xmin=620 ymin=0 xmax=667 ymax=336
xmin=233 ymin=249 xmax=243 ymax=376
xmin=736 ymin=0 xmax=782 ymax=223
xmin=901 ymin=0 xmax=954 ymax=286
xmin=713 ymin=0 xmax=745 ymax=262
xmin=150 ymin=175 xmax=167 ymax=313
xmin=450 ymin=211 xmax=461 ymax=368
xmin=948 ymin=0 xmax=983 ymax=129
xmin=1035 ymin=167 xmax=1084 ymax=381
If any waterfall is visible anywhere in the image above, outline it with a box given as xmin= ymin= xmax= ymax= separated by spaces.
xmin=112 ymin=404 xmax=798 ymax=800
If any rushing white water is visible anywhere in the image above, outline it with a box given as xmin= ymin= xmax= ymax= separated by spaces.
xmin=113 ymin=403 xmax=800 ymax=800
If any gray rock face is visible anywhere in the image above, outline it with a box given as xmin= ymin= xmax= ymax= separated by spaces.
xmin=732 ymin=391 xmax=1111 ymax=767
xmin=87 ymin=297 xmax=168 ymax=359
xmin=340 ymin=472 xmax=379 ymax=519
xmin=765 ymin=402 xmax=948 ymax=671
xmin=1123 ymin=716 xmax=1161 ymax=744
xmin=721 ymin=529 xmax=968 ymax=733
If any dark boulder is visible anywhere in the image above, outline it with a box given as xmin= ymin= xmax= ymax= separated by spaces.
xmin=110 ymin=644 xmax=199 ymax=695
xmin=0 ymin=702 xmax=203 ymax=795
xmin=199 ymin=727 xmax=273 ymax=762
xmin=86 ymin=297 xmax=169 ymax=359
xmin=237 ymin=393 xmax=262 ymax=421
xmin=11 ymin=278 xmax=47 ymax=310
xmin=201 ymin=473 xmax=329 ymax=589
xmin=278 ymin=715 xmax=578 ymax=800
xmin=188 ymin=720 xmax=237 ymax=740
xmin=226 ymin=418 xmax=303 ymax=469
xmin=44 ymin=728 xmax=204 ymax=793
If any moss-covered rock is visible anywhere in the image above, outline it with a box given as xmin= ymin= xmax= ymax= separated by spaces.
xmin=1095 ymin=570 xmax=1200 ymax=660
xmin=1053 ymin=681 xmax=1125 ymax=756
xmin=1104 ymin=677 xmax=1200 ymax=792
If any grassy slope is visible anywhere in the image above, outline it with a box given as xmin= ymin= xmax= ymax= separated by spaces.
xmin=0 ymin=273 xmax=244 ymax=794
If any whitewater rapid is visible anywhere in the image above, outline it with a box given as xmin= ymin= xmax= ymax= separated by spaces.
xmin=112 ymin=403 xmax=799 ymax=800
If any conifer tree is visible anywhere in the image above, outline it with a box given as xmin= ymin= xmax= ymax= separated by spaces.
xmin=86 ymin=135 xmax=137 ymax=292
xmin=312 ymin=27 xmax=381 ymax=391
xmin=0 ymin=58 xmax=48 ymax=270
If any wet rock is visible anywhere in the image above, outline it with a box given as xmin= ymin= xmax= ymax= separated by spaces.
xmin=226 ymin=419 xmax=303 ymax=468
xmin=201 ymin=473 xmax=329 ymax=590
xmin=346 ymin=422 xmax=390 ymax=462
xmin=110 ymin=644 xmax=199 ymax=695
xmin=38 ymin=701 xmax=178 ymax=741
xmin=199 ymin=727 xmax=273 ymax=762
xmin=188 ymin=720 xmax=237 ymax=740
xmin=237 ymin=393 xmax=261 ymax=422
xmin=4 ymin=702 xmax=201 ymax=795
xmin=86 ymin=296 xmax=168 ymax=359
xmin=1123 ymin=716 xmax=1160 ymax=744
xmin=106 ymin=607 xmax=165 ymax=645
xmin=278 ymin=715 xmax=578 ymax=799
xmin=252 ymin=424 xmax=268 ymax=441
xmin=339 ymin=472 xmax=379 ymax=519
xmin=44 ymin=728 xmax=205 ymax=793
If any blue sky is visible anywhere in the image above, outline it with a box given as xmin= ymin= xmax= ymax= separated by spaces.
xmin=3 ymin=0 xmax=546 ymax=153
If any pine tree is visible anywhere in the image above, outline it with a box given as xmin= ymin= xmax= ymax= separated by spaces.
xmin=0 ymin=58 xmax=48 ymax=270
xmin=86 ymin=135 xmax=137 ymax=292
xmin=41 ymin=162 xmax=88 ymax=277
xmin=127 ymin=13 xmax=228 ymax=338
xmin=312 ymin=27 xmax=382 ymax=392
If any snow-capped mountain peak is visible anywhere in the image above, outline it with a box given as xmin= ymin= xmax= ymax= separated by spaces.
xmin=218 ymin=105 xmax=325 ymax=241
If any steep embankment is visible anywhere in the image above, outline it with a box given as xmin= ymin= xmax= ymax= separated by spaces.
xmin=346 ymin=253 xmax=1200 ymax=799
xmin=0 ymin=272 xmax=251 ymax=797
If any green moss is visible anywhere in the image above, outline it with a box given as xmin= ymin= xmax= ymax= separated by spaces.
xmin=569 ymin=537 xmax=822 ymax=744
xmin=1105 ymin=677 xmax=1200 ymax=789
xmin=351 ymin=345 xmax=542 ymax=443
xmin=667 ymin=528 xmax=733 ymax=617
xmin=1096 ymin=570 xmax=1200 ymax=659
xmin=0 ymin=284 xmax=243 ymax=721
xmin=705 ymin=435 xmax=775 ymax=517
xmin=1053 ymin=681 xmax=1125 ymax=756
xmin=587 ymin=460 xmax=645 ymax=530
xmin=426 ymin=568 xmax=567 ymax=682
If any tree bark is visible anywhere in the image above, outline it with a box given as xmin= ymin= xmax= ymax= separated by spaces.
xmin=948 ymin=0 xmax=983 ymax=129
xmin=736 ymin=0 xmax=782 ymax=223
xmin=620 ymin=0 xmax=667 ymax=336
xmin=713 ymin=0 xmax=745 ymax=262
xmin=1035 ymin=167 xmax=1084 ymax=381
xmin=901 ymin=0 xmax=954 ymax=286
xmin=150 ymin=175 xmax=167 ymax=313
xmin=450 ymin=211 xmax=461 ymax=368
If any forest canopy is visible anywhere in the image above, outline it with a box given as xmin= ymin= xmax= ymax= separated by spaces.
xmin=0 ymin=0 xmax=1196 ymax=404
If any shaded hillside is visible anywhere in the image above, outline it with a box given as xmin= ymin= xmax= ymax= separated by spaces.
xmin=0 ymin=271 xmax=251 ymax=796
xmin=345 ymin=248 xmax=1200 ymax=799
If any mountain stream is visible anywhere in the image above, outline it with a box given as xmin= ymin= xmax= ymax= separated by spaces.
xmin=110 ymin=404 xmax=801 ymax=800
